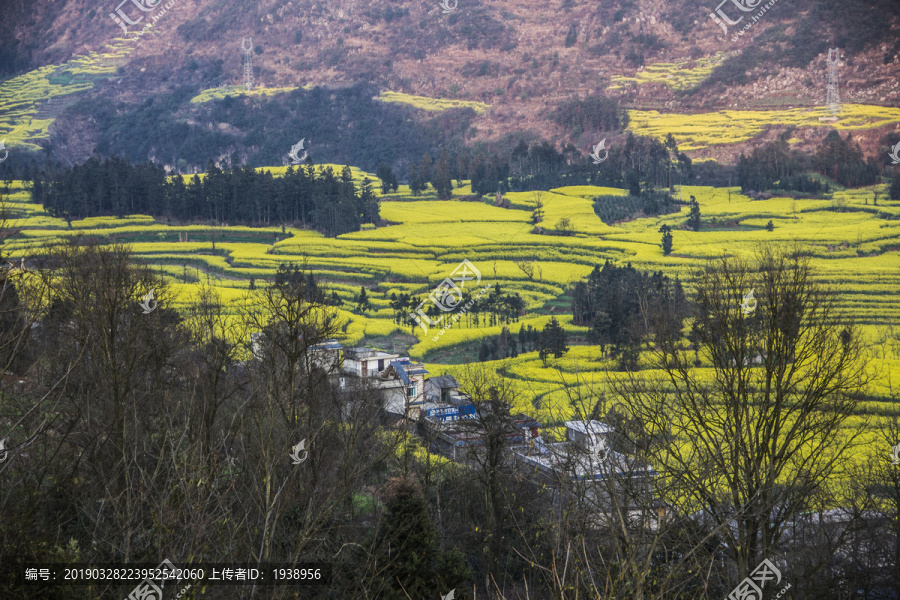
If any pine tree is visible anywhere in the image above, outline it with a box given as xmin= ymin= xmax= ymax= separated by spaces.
xmin=659 ymin=224 xmax=673 ymax=255
xmin=409 ymin=165 xmax=425 ymax=196
xmin=365 ymin=478 xmax=470 ymax=599
xmin=539 ymin=317 xmax=569 ymax=366
xmin=688 ymin=196 xmax=701 ymax=231
xmin=356 ymin=287 xmax=370 ymax=311
xmin=359 ymin=177 xmax=378 ymax=224
xmin=432 ymin=150 xmax=454 ymax=200
xmin=417 ymin=153 xmax=433 ymax=189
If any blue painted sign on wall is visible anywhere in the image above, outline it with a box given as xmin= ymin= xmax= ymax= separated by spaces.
xmin=425 ymin=404 xmax=476 ymax=421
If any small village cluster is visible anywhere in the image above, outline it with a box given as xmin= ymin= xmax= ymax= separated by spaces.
xmin=257 ymin=336 xmax=658 ymax=505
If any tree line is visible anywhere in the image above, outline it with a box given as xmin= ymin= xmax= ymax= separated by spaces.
xmin=474 ymin=319 xmax=570 ymax=366
xmin=29 ymin=157 xmax=380 ymax=236
xmin=738 ymin=130 xmax=881 ymax=193
xmin=389 ymin=284 xmax=526 ymax=334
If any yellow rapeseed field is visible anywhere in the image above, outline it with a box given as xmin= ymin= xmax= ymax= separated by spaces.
xmin=3 ymin=166 xmax=899 ymax=467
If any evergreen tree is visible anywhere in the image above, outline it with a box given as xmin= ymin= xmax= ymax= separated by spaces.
xmin=688 ymin=196 xmax=701 ymax=231
xmin=359 ymin=177 xmax=379 ymax=224
xmin=539 ymin=317 xmax=569 ymax=366
xmin=432 ymin=150 xmax=454 ymax=200
xmin=417 ymin=153 xmax=433 ymax=189
xmin=455 ymin=153 xmax=469 ymax=188
xmin=564 ymin=24 xmax=578 ymax=47
xmin=356 ymin=287 xmax=370 ymax=311
xmin=659 ymin=224 xmax=673 ymax=255
xmin=813 ymin=131 xmax=879 ymax=188
xmin=376 ymin=163 xmax=398 ymax=194
xmin=366 ymin=478 xmax=470 ymax=599
xmin=627 ymin=170 xmax=641 ymax=197
xmin=571 ymin=260 xmax=689 ymax=360
xmin=409 ymin=164 xmax=425 ymax=196
xmin=891 ymin=173 xmax=900 ymax=201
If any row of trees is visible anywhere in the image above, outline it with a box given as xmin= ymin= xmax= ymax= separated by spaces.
xmin=737 ymin=131 xmax=880 ymax=192
xmin=389 ymin=285 xmax=526 ymax=332
xmin=409 ymin=150 xmax=454 ymax=198
xmin=400 ymin=131 xmax=694 ymax=200
xmin=30 ymin=158 xmax=380 ymax=236
xmin=475 ymin=319 xmax=570 ymax=366
xmin=507 ymin=133 xmax=694 ymax=194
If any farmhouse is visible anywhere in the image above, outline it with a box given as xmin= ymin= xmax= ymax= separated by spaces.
xmin=343 ymin=347 xmax=402 ymax=377
xmin=514 ymin=420 xmax=657 ymax=512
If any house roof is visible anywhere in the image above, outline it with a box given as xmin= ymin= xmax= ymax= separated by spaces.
xmin=565 ymin=420 xmax=613 ymax=436
xmin=390 ymin=359 xmax=428 ymax=385
xmin=345 ymin=347 xmax=400 ymax=360
xmin=427 ymin=375 xmax=459 ymax=390
xmin=311 ymin=339 xmax=343 ymax=350
xmin=515 ymin=440 xmax=654 ymax=480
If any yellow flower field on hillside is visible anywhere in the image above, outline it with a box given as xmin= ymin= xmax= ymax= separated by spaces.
xmin=2 ymin=174 xmax=899 ymax=455
xmin=628 ymin=104 xmax=900 ymax=150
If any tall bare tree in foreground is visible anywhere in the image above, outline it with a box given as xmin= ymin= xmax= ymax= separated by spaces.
xmin=617 ymin=246 xmax=870 ymax=585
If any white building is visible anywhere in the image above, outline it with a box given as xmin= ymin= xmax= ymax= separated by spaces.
xmin=377 ymin=359 xmax=429 ymax=419
xmin=249 ymin=332 xmax=342 ymax=372
xmin=343 ymin=347 xmax=403 ymax=378
xmin=564 ymin=420 xmax=613 ymax=451
xmin=515 ymin=421 xmax=654 ymax=487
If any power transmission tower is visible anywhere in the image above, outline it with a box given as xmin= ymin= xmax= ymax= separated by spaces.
xmin=241 ymin=37 xmax=254 ymax=91
xmin=825 ymin=48 xmax=841 ymax=118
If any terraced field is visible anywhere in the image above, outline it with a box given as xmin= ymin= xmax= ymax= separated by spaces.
xmin=373 ymin=91 xmax=492 ymax=115
xmin=0 ymin=37 xmax=134 ymax=151
xmin=3 ymin=171 xmax=899 ymax=455
xmin=608 ymin=52 xmax=736 ymax=92
xmin=627 ymin=104 xmax=900 ymax=151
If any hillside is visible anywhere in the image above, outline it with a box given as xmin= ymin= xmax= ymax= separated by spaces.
xmin=0 ymin=0 xmax=898 ymax=170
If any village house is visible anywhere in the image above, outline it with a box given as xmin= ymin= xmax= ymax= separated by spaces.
xmin=343 ymin=347 xmax=402 ymax=378
xmin=375 ymin=358 xmax=429 ymax=419
xmin=514 ymin=420 xmax=657 ymax=513
xmin=418 ymin=375 xmax=542 ymax=460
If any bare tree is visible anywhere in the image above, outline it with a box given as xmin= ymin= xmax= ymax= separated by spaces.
xmin=184 ymin=283 xmax=249 ymax=468
xmin=532 ymin=191 xmax=545 ymax=224
xmin=514 ymin=258 xmax=536 ymax=281
xmin=235 ymin=263 xmax=405 ymax=600
xmin=617 ymin=246 xmax=870 ymax=583
xmin=515 ymin=367 xmax=720 ymax=600
xmin=453 ymin=363 xmax=537 ymax=597
xmin=22 ymin=241 xmax=198 ymax=572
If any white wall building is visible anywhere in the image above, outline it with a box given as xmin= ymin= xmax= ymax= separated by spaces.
xmin=343 ymin=348 xmax=403 ymax=378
